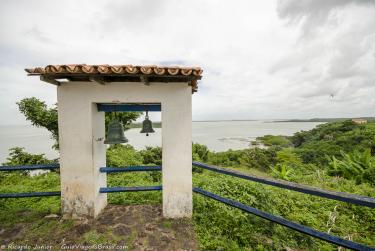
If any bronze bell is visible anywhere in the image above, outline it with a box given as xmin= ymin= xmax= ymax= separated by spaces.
xmin=140 ymin=111 xmax=155 ymax=136
xmin=104 ymin=119 xmax=128 ymax=144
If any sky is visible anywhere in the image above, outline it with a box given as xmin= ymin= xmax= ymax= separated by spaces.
xmin=0 ymin=0 xmax=374 ymax=125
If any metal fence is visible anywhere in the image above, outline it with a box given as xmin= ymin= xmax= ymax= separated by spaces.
xmin=0 ymin=164 xmax=61 ymax=198
xmin=1 ymin=162 xmax=374 ymax=250
xmin=192 ymin=162 xmax=375 ymax=251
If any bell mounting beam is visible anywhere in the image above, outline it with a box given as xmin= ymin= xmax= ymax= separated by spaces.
xmin=89 ymin=76 xmax=107 ymax=85
xmin=40 ymin=75 xmax=61 ymax=85
xmin=140 ymin=76 xmax=149 ymax=85
xmin=97 ymin=103 xmax=161 ymax=112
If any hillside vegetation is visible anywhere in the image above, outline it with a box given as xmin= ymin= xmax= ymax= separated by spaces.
xmin=1 ymin=120 xmax=375 ymax=250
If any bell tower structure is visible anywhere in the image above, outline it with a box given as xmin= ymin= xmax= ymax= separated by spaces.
xmin=25 ymin=64 xmax=202 ymax=219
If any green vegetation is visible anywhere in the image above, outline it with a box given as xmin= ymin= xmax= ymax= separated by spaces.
xmin=3 ymin=147 xmax=54 ymax=167
xmin=327 ymin=149 xmax=375 ymax=185
xmin=254 ymin=135 xmax=293 ymax=147
xmin=1 ymin=98 xmax=375 ymax=250
xmin=289 ymin=120 xmax=375 ymax=165
xmin=270 ymin=163 xmax=293 ymax=180
xmin=274 ymin=117 xmax=375 ymax=122
xmin=1 ymin=144 xmax=374 ymax=249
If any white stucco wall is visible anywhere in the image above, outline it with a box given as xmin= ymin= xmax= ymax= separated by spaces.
xmin=57 ymin=81 xmax=192 ymax=218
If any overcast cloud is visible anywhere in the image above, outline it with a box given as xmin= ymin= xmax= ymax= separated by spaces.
xmin=0 ymin=0 xmax=374 ymax=124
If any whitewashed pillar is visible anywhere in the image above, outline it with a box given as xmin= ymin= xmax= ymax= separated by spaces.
xmin=162 ymin=87 xmax=193 ymax=218
xmin=57 ymin=84 xmax=107 ymax=218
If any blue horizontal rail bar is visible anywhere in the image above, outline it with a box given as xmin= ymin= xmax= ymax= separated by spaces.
xmin=193 ymin=187 xmax=373 ymax=251
xmin=100 ymin=166 xmax=161 ymax=173
xmin=0 ymin=191 xmax=61 ymax=198
xmin=193 ymin=162 xmax=375 ymax=208
xmin=0 ymin=163 xmax=60 ymax=171
xmin=100 ymin=186 xmax=162 ymax=193
xmin=97 ymin=103 xmax=161 ymax=112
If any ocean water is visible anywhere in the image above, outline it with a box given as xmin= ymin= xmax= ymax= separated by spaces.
xmin=0 ymin=121 xmax=322 ymax=163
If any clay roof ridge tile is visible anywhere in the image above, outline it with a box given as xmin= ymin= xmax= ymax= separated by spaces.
xmin=154 ymin=66 xmax=166 ymax=75
xmin=25 ymin=64 xmax=202 ymax=77
xmin=125 ymin=65 xmax=139 ymax=74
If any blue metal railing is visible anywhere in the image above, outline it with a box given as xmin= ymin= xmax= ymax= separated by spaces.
xmin=193 ymin=161 xmax=375 ymax=208
xmin=1 ymin=162 xmax=374 ymax=250
xmin=100 ymin=186 xmax=162 ymax=193
xmin=100 ymin=165 xmax=161 ymax=173
xmin=0 ymin=164 xmax=162 ymax=198
xmin=193 ymin=188 xmax=372 ymax=251
xmin=192 ymin=162 xmax=375 ymax=251
xmin=0 ymin=163 xmax=60 ymax=171
xmin=0 ymin=163 xmax=61 ymax=198
xmin=99 ymin=165 xmax=162 ymax=193
xmin=0 ymin=191 xmax=61 ymax=198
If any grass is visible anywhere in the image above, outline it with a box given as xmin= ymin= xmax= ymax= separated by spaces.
xmin=0 ymin=167 xmax=374 ymax=250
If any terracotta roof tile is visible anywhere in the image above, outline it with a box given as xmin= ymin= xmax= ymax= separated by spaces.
xmin=25 ymin=64 xmax=202 ymax=77
xmin=25 ymin=64 xmax=202 ymax=92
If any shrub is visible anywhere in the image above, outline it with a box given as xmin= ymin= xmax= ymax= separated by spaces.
xmin=289 ymin=121 xmax=375 ymax=166
xmin=257 ymin=135 xmax=293 ymax=147
xmin=270 ymin=163 xmax=293 ymax=181
xmin=139 ymin=146 xmax=162 ymax=165
xmin=327 ymin=149 xmax=375 ymax=185
xmin=239 ymin=148 xmax=277 ymax=171
xmin=139 ymin=146 xmax=162 ymax=182
xmin=293 ymin=141 xmax=342 ymax=166
xmin=208 ymin=149 xmax=245 ymax=167
xmin=192 ymin=143 xmax=209 ymax=162
xmin=3 ymin=147 xmax=53 ymax=166
xmin=106 ymin=144 xmax=143 ymax=167
xmin=2 ymin=147 xmax=54 ymax=175
xmin=276 ymin=148 xmax=302 ymax=167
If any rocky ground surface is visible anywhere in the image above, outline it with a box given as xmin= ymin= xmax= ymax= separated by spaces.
xmin=0 ymin=204 xmax=197 ymax=251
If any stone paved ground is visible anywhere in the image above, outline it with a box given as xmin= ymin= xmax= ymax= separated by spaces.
xmin=0 ymin=204 xmax=198 ymax=251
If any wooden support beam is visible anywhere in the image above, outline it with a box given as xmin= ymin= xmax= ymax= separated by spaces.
xmin=40 ymin=75 xmax=60 ymax=85
xmin=140 ymin=76 xmax=149 ymax=85
xmin=89 ymin=76 xmax=107 ymax=85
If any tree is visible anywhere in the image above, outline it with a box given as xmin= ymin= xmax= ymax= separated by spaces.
xmin=17 ymin=97 xmax=142 ymax=149
xmin=2 ymin=147 xmax=53 ymax=174
xmin=18 ymin=98 xmax=59 ymax=149
xmin=192 ymin=143 xmax=209 ymax=162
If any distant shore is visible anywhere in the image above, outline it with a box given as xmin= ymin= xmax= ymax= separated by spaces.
xmin=128 ymin=117 xmax=375 ymax=126
xmin=270 ymin=117 xmax=375 ymax=123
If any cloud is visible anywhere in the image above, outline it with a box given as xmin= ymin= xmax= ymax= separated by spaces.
xmin=271 ymin=0 xmax=375 ymax=114
xmin=277 ymin=0 xmax=375 ymax=37
xmin=0 ymin=0 xmax=374 ymax=124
